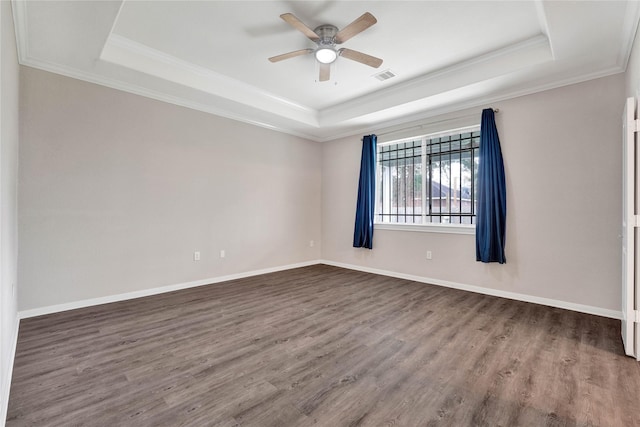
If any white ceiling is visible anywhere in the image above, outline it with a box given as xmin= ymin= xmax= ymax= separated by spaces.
xmin=12 ymin=1 xmax=640 ymax=141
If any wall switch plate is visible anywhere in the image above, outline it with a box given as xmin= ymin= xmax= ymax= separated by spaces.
xmin=194 ymin=251 xmax=201 ymax=261
xmin=220 ymin=250 xmax=226 ymax=258
xmin=426 ymin=251 xmax=432 ymax=260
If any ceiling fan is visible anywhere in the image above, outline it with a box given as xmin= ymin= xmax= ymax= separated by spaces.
xmin=268 ymin=12 xmax=383 ymax=82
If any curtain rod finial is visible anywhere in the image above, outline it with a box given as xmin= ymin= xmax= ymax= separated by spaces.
xmin=493 ymin=108 xmax=499 ymax=113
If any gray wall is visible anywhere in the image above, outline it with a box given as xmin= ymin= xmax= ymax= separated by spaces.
xmin=1 ymin=0 xmax=20 ymax=420
xmin=322 ymin=74 xmax=624 ymax=312
xmin=18 ymin=67 xmax=322 ymax=311
xmin=17 ymin=68 xmax=627 ymax=315
xmin=13 ymin=19 xmax=636 ymax=319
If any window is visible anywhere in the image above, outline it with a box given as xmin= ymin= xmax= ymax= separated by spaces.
xmin=376 ymin=126 xmax=480 ymax=227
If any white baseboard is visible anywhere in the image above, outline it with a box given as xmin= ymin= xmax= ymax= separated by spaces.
xmin=1 ymin=316 xmax=20 ymax=427
xmin=18 ymin=258 xmax=622 ymax=321
xmin=18 ymin=260 xmax=320 ymax=319
xmin=320 ymin=260 xmax=623 ymax=320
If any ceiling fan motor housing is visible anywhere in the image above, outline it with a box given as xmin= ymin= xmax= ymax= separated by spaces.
xmin=314 ymin=24 xmax=338 ymax=46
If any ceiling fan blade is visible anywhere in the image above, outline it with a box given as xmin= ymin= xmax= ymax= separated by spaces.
xmin=268 ymin=49 xmax=313 ymax=63
xmin=339 ymin=48 xmax=383 ymax=68
xmin=319 ymin=63 xmax=330 ymax=82
xmin=334 ymin=12 xmax=377 ymax=44
xmin=280 ymin=13 xmax=320 ymax=42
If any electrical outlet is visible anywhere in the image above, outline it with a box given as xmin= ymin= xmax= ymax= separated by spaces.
xmin=220 ymin=250 xmax=226 ymax=258
xmin=194 ymin=251 xmax=201 ymax=261
xmin=310 ymin=240 xmax=315 ymax=247
xmin=426 ymin=251 xmax=433 ymax=260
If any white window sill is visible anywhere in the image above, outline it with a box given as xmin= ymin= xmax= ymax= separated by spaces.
xmin=375 ymin=223 xmax=475 ymax=235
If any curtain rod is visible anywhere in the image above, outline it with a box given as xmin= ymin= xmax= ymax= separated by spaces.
xmin=373 ymin=108 xmax=499 ymax=138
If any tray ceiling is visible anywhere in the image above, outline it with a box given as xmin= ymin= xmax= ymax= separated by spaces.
xmin=12 ymin=1 xmax=640 ymax=141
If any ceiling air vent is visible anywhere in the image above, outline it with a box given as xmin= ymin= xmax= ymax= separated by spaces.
xmin=373 ymin=69 xmax=396 ymax=81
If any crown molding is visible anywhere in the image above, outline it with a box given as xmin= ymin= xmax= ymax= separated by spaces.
xmin=19 ymin=56 xmax=322 ymax=142
xmin=17 ymin=52 xmax=624 ymax=145
xmin=11 ymin=0 xmax=28 ymax=63
xmin=102 ymin=33 xmax=319 ymax=126
xmin=318 ymin=64 xmax=625 ymax=143
xmin=533 ymin=0 xmax=555 ymax=59
xmin=319 ymin=34 xmax=553 ymax=125
xmin=618 ymin=0 xmax=640 ymax=70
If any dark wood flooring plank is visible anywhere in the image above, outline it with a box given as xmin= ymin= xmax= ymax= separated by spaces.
xmin=6 ymin=265 xmax=640 ymax=426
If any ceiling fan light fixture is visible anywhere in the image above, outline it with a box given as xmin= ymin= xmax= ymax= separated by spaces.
xmin=271 ymin=12 xmax=382 ymax=82
xmin=315 ymin=47 xmax=337 ymax=64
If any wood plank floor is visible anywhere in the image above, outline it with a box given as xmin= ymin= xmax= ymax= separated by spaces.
xmin=6 ymin=265 xmax=640 ymax=426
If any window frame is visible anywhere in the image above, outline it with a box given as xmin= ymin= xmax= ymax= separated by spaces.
xmin=374 ymin=125 xmax=480 ymax=235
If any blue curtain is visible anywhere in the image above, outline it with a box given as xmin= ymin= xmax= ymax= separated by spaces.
xmin=476 ymin=109 xmax=506 ymax=263
xmin=353 ymin=134 xmax=377 ymax=249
